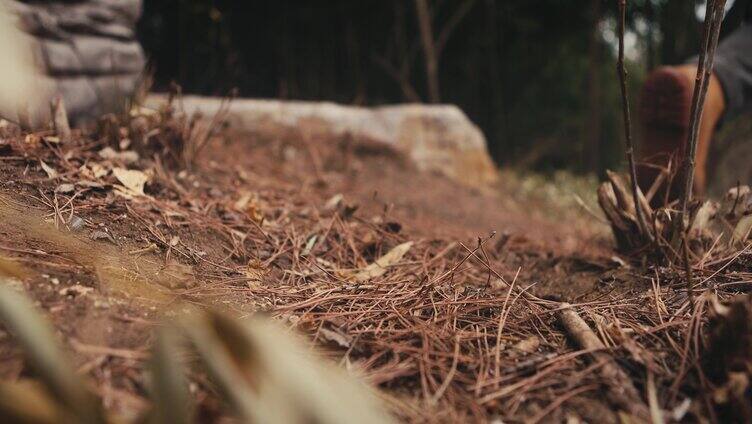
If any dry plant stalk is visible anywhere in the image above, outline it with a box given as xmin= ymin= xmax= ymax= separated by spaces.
xmin=600 ymin=0 xmax=736 ymax=268
xmin=677 ymin=0 xmax=727 ymax=223
xmin=616 ymin=0 xmax=651 ymax=244
xmin=179 ymin=90 xmax=235 ymax=168
xmin=676 ymin=0 xmax=726 ymax=309
xmin=50 ymin=96 xmax=71 ymax=142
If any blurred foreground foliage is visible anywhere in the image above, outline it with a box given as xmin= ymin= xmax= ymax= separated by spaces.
xmin=0 ymin=282 xmax=392 ymax=424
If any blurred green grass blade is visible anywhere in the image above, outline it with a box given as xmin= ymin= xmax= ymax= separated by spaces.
xmin=234 ymin=316 xmax=396 ymax=424
xmin=205 ymin=312 xmax=260 ymax=379
xmin=147 ymin=326 xmax=193 ymax=424
xmin=0 ymin=282 xmax=105 ymax=424
xmin=0 ymin=257 xmax=29 ymax=280
xmin=179 ymin=314 xmax=263 ymax=423
xmin=0 ymin=380 xmax=67 ymax=423
xmin=201 ymin=311 xmax=395 ymax=424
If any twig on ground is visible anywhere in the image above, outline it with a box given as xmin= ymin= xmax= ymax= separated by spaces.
xmin=682 ymin=232 xmax=695 ymax=310
xmin=50 ymin=96 xmax=71 ymax=142
xmin=557 ymin=303 xmax=650 ymax=420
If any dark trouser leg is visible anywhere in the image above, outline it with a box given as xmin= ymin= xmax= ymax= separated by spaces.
xmin=710 ymin=24 xmax=752 ymax=122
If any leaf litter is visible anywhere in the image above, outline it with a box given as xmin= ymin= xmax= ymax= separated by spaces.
xmin=0 ymin=97 xmax=750 ymax=422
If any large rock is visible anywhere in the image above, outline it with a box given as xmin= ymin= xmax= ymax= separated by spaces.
xmin=150 ymin=95 xmax=499 ymax=187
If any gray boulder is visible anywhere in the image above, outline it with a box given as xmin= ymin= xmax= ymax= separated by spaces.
xmin=148 ymin=95 xmax=499 ymax=187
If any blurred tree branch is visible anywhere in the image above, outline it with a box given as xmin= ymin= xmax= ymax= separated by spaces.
xmin=415 ymin=0 xmax=477 ymax=103
xmin=436 ymin=0 xmax=477 ymax=59
xmin=415 ymin=0 xmax=441 ymax=103
xmin=372 ymin=54 xmax=422 ymax=102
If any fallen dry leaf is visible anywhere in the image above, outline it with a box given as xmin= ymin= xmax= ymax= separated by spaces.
xmin=732 ymin=215 xmax=752 ymax=245
xmin=99 ymin=147 xmax=139 ymax=164
xmin=55 ymin=183 xmax=75 ymax=194
xmin=234 ymin=192 xmax=252 ymax=210
xmin=509 ymin=335 xmax=540 ymax=358
xmin=39 ymin=160 xmax=58 ymax=179
xmin=354 ymin=241 xmax=413 ymax=282
xmin=24 ymin=134 xmax=41 ymax=146
xmin=319 ymin=327 xmax=352 ymax=348
xmin=324 ymin=193 xmax=344 ymax=211
xmin=234 ymin=192 xmax=264 ymax=225
xmin=113 ymin=167 xmax=149 ymax=197
xmin=90 ymin=163 xmax=109 ymax=179
xmin=302 ymin=235 xmax=318 ymax=256
xmin=78 ymin=163 xmax=109 ymax=181
xmin=245 ymin=259 xmax=267 ymax=288
xmin=90 ymin=230 xmax=118 ymax=245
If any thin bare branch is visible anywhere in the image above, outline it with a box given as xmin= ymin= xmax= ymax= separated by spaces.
xmin=372 ymin=54 xmax=423 ymax=102
xmin=616 ymin=0 xmax=652 ymax=244
xmin=678 ymin=0 xmax=727 ymax=219
xmin=414 ymin=0 xmax=441 ymax=103
xmin=435 ymin=0 xmax=477 ymax=58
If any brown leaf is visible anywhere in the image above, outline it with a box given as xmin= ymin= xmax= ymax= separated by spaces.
xmin=113 ymin=167 xmax=149 ymax=197
xmin=319 ymin=327 xmax=352 ymax=348
xmin=245 ymin=259 xmax=267 ymax=288
xmin=39 ymin=160 xmax=58 ymax=179
xmin=509 ymin=336 xmax=540 ymax=358
xmin=353 ymin=241 xmax=413 ymax=282
xmin=234 ymin=192 xmax=264 ymax=224
xmin=98 ymin=147 xmax=139 ymax=164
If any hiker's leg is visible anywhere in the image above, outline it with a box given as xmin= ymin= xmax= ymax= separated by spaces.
xmin=638 ymin=23 xmax=752 ymax=200
xmin=637 ymin=67 xmax=725 ymax=200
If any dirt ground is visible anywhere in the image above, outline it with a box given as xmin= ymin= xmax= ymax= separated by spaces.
xmin=0 ymin=114 xmax=749 ymax=422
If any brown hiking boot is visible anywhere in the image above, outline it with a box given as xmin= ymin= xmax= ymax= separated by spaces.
xmin=638 ymin=65 xmax=726 ymax=206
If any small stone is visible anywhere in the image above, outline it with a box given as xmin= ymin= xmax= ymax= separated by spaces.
xmin=68 ymin=215 xmax=85 ymax=231
xmin=90 ymin=230 xmax=117 ymax=245
xmin=55 ymin=183 xmax=75 ymax=194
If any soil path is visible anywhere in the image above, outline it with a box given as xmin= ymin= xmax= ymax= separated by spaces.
xmin=0 ymin=127 xmax=638 ymax=422
xmin=210 ymin=131 xmax=617 ymax=298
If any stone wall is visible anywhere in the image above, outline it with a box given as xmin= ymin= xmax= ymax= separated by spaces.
xmin=2 ymin=0 xmax=145 ymax=126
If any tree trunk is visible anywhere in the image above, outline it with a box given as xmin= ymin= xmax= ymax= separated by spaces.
xmin=645 ymin=0 xmax=656 ymax=70
xmin=414 ymin=0 xmax=440 ymax=103
xmin=585 ymin=0 xmax=602 ymax=173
